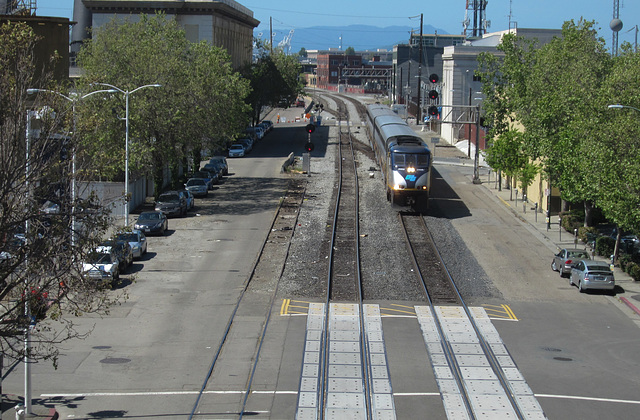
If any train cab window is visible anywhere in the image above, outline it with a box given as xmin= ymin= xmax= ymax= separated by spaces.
xmin=393 ymin=153 xmax=428 ymax=168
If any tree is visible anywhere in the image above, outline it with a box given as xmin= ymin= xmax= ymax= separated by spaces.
xmin=345 ymin=46 xmax=356 ymax=55
xmin=0 ymin=21 xmax=115 ymax=366
xmin=76 ymin=13 xmax=250 ymax=195
xmin=244 ymin=40 xmax=304 ymax=125
xmin=522 ymin=20 xmax=611 ymax=226
xmin=483 ymin=129 xmax=530 ymax=199
xmin=478 ymin=20 xmax=612 ymax=227
xmin=298 ymin=47 xmax=307 ymax=58
xmin=597 ymin=44 xmax=640 ymax=257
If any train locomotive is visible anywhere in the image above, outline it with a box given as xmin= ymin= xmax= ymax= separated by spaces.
xmin=366 ymin=104 xmax=432 ymax=211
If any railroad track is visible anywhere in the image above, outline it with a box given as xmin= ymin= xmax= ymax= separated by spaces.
xmin=328 ymin=107 xmax=361 ymax=301
xmin=187 ymin=179 xmax=306 ymax=419
xmin=399 ymin=212 xmax=461 ymax=305
xmin=398 ymin=212 xmax=535 ymax=419
xmin=302 ymin=92 xmax=543 ymax=419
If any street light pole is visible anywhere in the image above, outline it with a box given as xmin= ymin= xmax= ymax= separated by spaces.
xmin=607 ymin=103 xmax=640 ymax=262
xmin=608 ymin=104 xmax=640 ymax=113
xmin=24 ymin=87 xmax=115 ymax=414
xmin=472 ymin=103 xmax=482 ymax=184
xmin=26 ymin=88 xmax=116 ymax=246
xmin=93 ymin=83 xmax=161 ymax=226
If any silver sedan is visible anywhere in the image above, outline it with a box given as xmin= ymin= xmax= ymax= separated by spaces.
xmin=569 ymin=259 xmax=615 ymax=293
xmin=551 ymin=248 xmax=590 ymax=277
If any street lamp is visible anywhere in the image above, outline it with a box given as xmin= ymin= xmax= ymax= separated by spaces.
xmin=607 ymin=103 xmax=639 ymax=262
xmin=26 ymin=88 xmax=117 ymax=246
xmin=23 ymin=88 xmax=114 ymax=415
xmin=608 ymin=104 xmax=640 ymax=113
xmin=93 ymin=83 xmax=161 ymax=226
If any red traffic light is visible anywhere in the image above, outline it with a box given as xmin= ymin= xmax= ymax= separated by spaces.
xmin=428 ymin=106 xmax=438 ymax=116
xmin=305 ymin=123 xmax=315 ymax=133
xmin=428 ymin=73 xmax=439 ymax=83
xmin=428 ymin=90 xmax=438 ymax=100
xmin=305 ymin=142 xmax=314 ymax=152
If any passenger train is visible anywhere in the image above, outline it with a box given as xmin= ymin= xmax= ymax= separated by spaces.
xmin=366 ymin=104 xmax=432 ymax=211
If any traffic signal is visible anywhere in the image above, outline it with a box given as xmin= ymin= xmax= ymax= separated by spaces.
xmin=428 ymin=106 xmax=438 ymax=116
xmin=305 ymin=123 xmax=315 ymax=133
xmin=305 ymin=142 xmax=314 ymax=152
xmin=428 ymin=73 xmax=439 ymax=84
xmin=428 ymin=89 xmax=438 ymax=100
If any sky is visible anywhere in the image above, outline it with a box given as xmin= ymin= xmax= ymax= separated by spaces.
xmin=35 ymin=0 xmax=640 ymax=52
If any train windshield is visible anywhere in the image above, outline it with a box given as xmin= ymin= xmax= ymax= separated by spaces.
xmin=393 ymin=153 xmax=429 ymax=168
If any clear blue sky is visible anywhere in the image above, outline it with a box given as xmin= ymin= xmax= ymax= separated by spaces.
xmin=36 ymin=0 xmax=640 ymax=51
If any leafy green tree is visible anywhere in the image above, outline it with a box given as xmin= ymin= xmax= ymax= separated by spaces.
xmin=345 ymin=46 xmax=356 ymax=55
xmin=483 ymin=129 xmax=530 ymax=198
xmin=298 ymin=47 xmax=307 ymax=58
xmin=0 ymin=21 xmax=114 ymax=365
xmin=479 ymin=20 xmax=612 ymax=226
xmin=244 ymin=40 xmax=303 ymax=124
xmin=76 ymin=13 xmax=250 ymax=195
xmin=597 ymin=45 xmax=640 ymax=235
xmin=522 ymin=20 xmax=611 ymax=225
xmin=477 ymin=33 xmax=537 ymax=142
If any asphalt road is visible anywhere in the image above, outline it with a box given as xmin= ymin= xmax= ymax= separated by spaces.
xmin=2 ymin=103 xmax=640 ymax=420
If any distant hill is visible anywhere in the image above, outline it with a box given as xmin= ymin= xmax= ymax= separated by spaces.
xmin=258 ymin=24 xmax=450 ymax=53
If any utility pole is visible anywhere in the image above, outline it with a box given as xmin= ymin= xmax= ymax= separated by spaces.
xmin=417 ymin=13 xmax=423 ymax=124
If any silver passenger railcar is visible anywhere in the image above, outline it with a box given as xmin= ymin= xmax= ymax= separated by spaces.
xmin=366 ymin=104 xmax=432 ymax=210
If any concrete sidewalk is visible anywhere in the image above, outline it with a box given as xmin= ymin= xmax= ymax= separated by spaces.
xmin=1 ymin=396 xmax=57 ymax=420
xmin=442 ymin=152 xmax=640 ymax=321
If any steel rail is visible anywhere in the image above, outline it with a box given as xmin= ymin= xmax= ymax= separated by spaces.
xmin=400 ymin=212 xmax=527 ymax=420
xmin=316 ymin=100 xmax=372 ymax=420
xmin=188 ymin=180 xmax=306 ymax=419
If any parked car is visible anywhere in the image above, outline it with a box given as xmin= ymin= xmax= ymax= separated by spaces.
xmin=237 ymin=138 xmax=253 ymax=153
xmin=551 ymin=248 xmax=591 ymax=277
xmin=115 ymin=230 xmax=147 ymax=259
xmin=228 ymin=144 xmax=245 ymax=157
xmin=201 ymin=161 xmax=224 ymax=179
xmin=134 ymin=211 xmax=168 ymax=235
xmin=208 ymin=156 xmax=228 ymax=176
xmin=82 ymin=249 xmax=119 ymax=285
xmin=185 ymin=178 xmax=209 ymax=198
xmin=253 ymin=126 xmax=265 ymax=140
xmin=296 ymin=98 xmax=305 ymax=107
xmin=98 ymin=239 xmax=133 ymax=271
xmin=155 ymin=191 xmax=187 ymax=217
xmin=261 ymin=120 xmax=273 ymax=130
xmin=569 ymin=259 xmax=615 ymax=293
xmin=180 ymin=189 xmax=195 ymax=210
xmin=245 ymin=127 xmax=260 ymax=142
xmin=193 ymin=170 xmax=218 ymax=188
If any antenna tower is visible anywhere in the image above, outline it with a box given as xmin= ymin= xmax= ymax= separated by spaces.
xmin=611 ymin=0 xmax=622 ymax=56
xmin=3 ymin=0 xmax=36 ymax=15
xmin=463 ymin=0 xmax=488 ymax=38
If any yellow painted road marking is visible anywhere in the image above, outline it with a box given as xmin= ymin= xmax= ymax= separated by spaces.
xmin=482 ymin=304 xmax=518 ymax=320
xmin=281 ymin=300 xmax=518 ymax=321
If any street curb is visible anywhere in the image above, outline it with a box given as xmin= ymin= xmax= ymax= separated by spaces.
xmin=619 ymin=296 xmax=640 ymax=317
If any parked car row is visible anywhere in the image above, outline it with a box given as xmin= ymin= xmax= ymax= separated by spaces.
xmin=229 ymin=121 xmax=273 ymax=158
xmin=81 ymin=154 xmax=232 ymax=289
xmin=551 ymin=247 xmax=616 ymax=293
xmin=82 ymin=231 xmax=147 ymax=286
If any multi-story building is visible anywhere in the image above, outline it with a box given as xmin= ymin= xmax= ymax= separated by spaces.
xmin=72 ymin=0 xmax=259 ymax=69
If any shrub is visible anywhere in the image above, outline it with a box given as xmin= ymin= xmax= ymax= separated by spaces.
xmin=578 ymin=226 xmax=598 ymax=245
xmin=560 ymin=210 xmax=583 ymax=233
xmin=595 ymin=236 xmax=615 ymax=257
xmin=619 ymin=253 xmax=632 ymax=271
xmin=626 ymin=262 xmax=640 ymax=281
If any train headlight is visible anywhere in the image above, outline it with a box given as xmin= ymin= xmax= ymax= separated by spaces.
xmin=407 ymin=167 xmax=416 ymax=173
